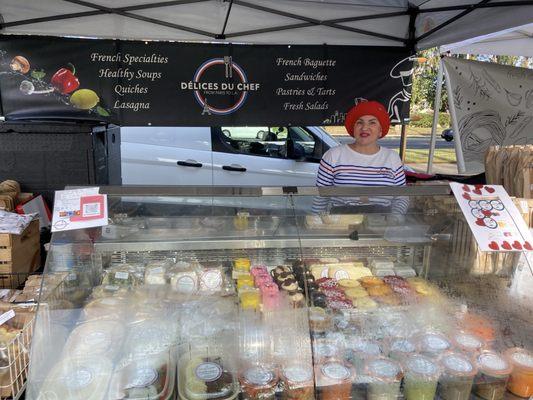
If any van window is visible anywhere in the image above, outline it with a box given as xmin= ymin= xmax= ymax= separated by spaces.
xmin=213 ymin=126 xmax=323 ymax=161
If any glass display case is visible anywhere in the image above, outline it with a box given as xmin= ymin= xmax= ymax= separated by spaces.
xmin=27 ymin=186 xmax=533 ymax=400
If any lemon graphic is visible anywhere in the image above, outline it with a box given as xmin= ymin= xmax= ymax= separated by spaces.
xmin=70 ymin=89 xmax=99 ymax=110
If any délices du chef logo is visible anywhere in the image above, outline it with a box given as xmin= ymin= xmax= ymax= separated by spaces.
xmin=180 ymin=57 xmax=260 ymax=115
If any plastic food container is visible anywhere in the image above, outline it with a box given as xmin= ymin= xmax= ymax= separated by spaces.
xmin=309 ymin=307 xmax=331 ymax=334
xmin=345 ymin=337 xmax=382 ymax=369
xmin=64 ymin=320 xmax=124 ymax=359
xmin=387 ymin=338 xmax=416 ymax=361
xmin=280 ymin=364 xmax=314 ymax=400
xmin=452 ymin=331 xmax=485 ymax=355
xmin=505 ymin=347 xmax=533 ymax=398
xmin=239 ymin=365 xmax=278 ymax=400
xmin=365 ymin=357 xmax=403 ymax=400
xmin=107 ymin=351 xmax=175 ymax=399
xmin=125 ymin=319 xmax=175 ymax=356
xmin=438 ymin=351 xmax=477 ymax=400
xmin=402 ymin=354 xmax=441 ymax=400
xmin=313 ymin=339 xmax=341 ymax=363
xmin=179 ymin=355 xmax=238 ymax=400
xmin=416 ymin=332 xmax=451 ymax=358
xmin=473 ymin=350 xmax=512 ymax=400
xmin=38 ymin=355 xmax=113 ymax=400
xmin=315 ymin=361 xmax=354 ymax=400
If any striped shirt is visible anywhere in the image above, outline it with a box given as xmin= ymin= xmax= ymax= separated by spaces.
xmin=313 ymin=144 xmax=408 ymax=214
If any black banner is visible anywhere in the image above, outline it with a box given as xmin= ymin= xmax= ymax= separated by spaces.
xmin=0 ymin=35 xmax=413 ymax=126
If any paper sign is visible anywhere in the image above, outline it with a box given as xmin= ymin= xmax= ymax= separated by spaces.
xmin=450 ymin=183 xmax=533 ymax=252
xmin=52 ymin=188 xmax=108 ymax=232
xmin=0 ymin=309 xmax=15 ymax=326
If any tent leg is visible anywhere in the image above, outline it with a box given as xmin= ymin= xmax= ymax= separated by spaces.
xmin=427 ymin=57 xmax=444 ymax=174
xmin=399 ymin=124 xmax=407 ymax=162
xmin=442 ymin=59 xmax=467 ymax=174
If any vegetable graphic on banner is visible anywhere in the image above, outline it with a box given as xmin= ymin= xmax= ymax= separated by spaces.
xmin=451 ymin=182 xmax=533 ymax=252
xmin=0 ymin=50 xmax=111 ymax=117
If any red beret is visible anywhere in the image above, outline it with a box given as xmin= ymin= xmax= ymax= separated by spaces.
xmin=344 ymin=100 xmax=390 ymax=138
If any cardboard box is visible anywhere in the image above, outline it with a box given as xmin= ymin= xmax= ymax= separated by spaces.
xmin=0 ymin=220 xmax=40 ymax=288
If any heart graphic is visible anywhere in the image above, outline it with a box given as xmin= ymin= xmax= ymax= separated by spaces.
xmin=475 ymin=184 xmax=483 ymax=189
xmin=473 ymin=188 xmax=482 ymax=195
xmin=488 ymin=241 xmax=499 ymax=250
xmin=463 ymin=193 xmax=472 ymax=200
xmin=512 ymin=241 xmax=523 ymax=250
xmin=501 ymin=241 xmax=512 ymax=250
xmin=462 ymin=185 xmax=471 ymax=192
xmin=485 ymin=186 xmax=495 ymax=193
xmin=524 ymin=241 xmax=533 ymax=250
xmin=475 ymin=218 xmax=485 ymax=226
xmin=482 ymin=210 xmax=492 ymax=217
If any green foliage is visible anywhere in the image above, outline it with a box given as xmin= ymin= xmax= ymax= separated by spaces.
xmin=410 ymin=112 xmax=450 ymax=128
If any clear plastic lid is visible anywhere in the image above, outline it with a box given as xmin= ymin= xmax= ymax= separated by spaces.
xmin=403 ymin=354 xmax=441 ymax=379
xmin=505 ymin=348 xmax=533 ymax=371
xmin=476 ymin=351 xmax=512 ymax=376
xmin=417 ymin=333 xmax=451 ymax=354
xmin=439 ymin=351 xmax=477 ymax=377
xmin=125 ymin=319 xmax=175 ymax=356
xmin=180 ymin=355 xmax=238 ymax=400
xmin=365 ymin=357 xmax=403 ymax=382
xmin=389 ymin=338 xmax=416 ymax=355
xmin=38 ymin=356 xmax=113 ymax=400
xmin=64 ymin=320 xmax=124 ymax=359
xmin=313 ymin=341 xmax=339 ymax=359
xmin=346 ymin=337 xmax=382 ymax=357
xmin=107 ymin=351 xmax=175 ymax=400
xmin=240 ymin=366 xmax=278 ymax=388
xmin=282 ymin=365 xmax=314 ymax=385
xmin=319 ymin=361 xmax=353 ymax=382
xmin=453 ymin=332 xmax=484 ymax=353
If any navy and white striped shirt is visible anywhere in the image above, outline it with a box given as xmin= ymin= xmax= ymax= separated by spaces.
xmin=313 ymin=145 xmax=408 ymax=214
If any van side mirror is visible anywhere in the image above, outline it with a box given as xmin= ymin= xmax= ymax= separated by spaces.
xmin=286 ymin=139 xmax=305 ymax=160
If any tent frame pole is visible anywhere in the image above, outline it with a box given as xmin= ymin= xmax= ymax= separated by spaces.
xmin=442 ymin=59 xmax=467 ymax=174
xmin=427 ymin=56 xmax=444 ymax=174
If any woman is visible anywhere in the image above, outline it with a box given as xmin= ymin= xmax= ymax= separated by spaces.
xmin=317 ymin=100 xmax=406 ymax=187
xmin=314 ymin=100 xmax=407 ymax=214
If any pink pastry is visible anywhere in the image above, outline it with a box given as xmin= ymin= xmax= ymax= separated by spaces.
xmin=250 ymin=266 xmax=268 ymax=277
xmin=263 ymin=292 xmax=282 ymax=311
xmin=254 ymin=273 xmax=273 ymax=287
xmin=260 ymin=282 xmax=279 ymax=295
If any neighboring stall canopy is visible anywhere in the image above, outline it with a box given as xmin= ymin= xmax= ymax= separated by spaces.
xmin=1 ymin=0 xmax=533 ymax=50
xmin=441 ymin=22 xmax=533 ymax=57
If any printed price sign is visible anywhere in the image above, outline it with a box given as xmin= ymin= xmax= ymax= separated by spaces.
xmin=450 ymin=183 xmax=533 ymax=252
xmin=52 ymin=188 xmax=108 ymax=232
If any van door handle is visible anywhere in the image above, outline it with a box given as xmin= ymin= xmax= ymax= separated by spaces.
xmin=222 ymin=164 xmax=247 ymax=172
xmin=177 ymin=160 xmax=203 ymax=168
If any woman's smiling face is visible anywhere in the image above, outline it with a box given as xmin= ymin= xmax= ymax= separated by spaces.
xmin=353 ymin=115 xmax=382 ymax=146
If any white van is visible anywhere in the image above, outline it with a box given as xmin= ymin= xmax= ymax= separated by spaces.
xmin=121 ymin=126 xmax=339 ymax=186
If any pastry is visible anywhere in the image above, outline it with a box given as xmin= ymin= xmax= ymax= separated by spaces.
xmin=345 ymin=288 xmax=369 ymax=299
xmin=281 ymin=279 xmax=299 ymax=292
xmin=338 ymin=279 xmax=360 ymax=289
xmin=359 ymin=276 xmax=384 ymax=288
xmin=353 ymin=297 xmax=378 ymax=310
xmin=366 ymin=284 xmax=393 ymax=297
xmin=289 ymin=291 xmax=305 ymax=308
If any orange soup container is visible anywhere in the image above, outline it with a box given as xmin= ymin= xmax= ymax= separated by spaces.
xmin=505 ymin=347 xmax=533 ymax=398
xmin=315 ymin=361 xmax=354 ymax=400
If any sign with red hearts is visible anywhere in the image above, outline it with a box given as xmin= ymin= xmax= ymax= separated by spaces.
xmin=451 ymin=183 xmax=533 ymax=252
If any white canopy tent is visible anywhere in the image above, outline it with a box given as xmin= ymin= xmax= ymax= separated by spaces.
xmin=0 ymin=0 xmax=532 ymax=50
xmin=427 ymin=21 xmax=533 ymax=174
xmin=442 ymin=22 xmax=533 ymax=57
